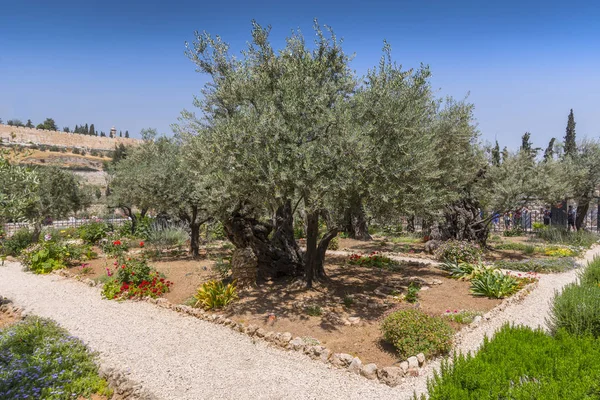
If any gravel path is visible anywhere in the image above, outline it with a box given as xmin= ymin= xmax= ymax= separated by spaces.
xmin=0 ymin=262 xmax=424 ymax=400
xmin=0 ymin=246 xmax=596 ymax=399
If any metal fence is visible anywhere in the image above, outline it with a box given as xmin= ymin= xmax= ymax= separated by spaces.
xmin=3 ymin=217 xmax=129 ymax=237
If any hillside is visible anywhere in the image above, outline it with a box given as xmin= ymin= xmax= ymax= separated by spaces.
xmin=0 ymin=124 xmax=139 ymax=151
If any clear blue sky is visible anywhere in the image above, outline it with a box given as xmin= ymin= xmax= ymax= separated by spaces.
xmin=1 ymin=0 xmax=598 ymax=148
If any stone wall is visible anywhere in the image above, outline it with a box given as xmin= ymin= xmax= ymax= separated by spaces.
xmin=0 ymin=124 xmax=140 ymax=151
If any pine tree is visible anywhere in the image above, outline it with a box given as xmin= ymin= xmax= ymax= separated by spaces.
xmin=74 ymin=125 xmax=79 ymax=134
xmin=63 ymin=127 xmax=70 ymax=133
xmin=521 ymin=132 xmax=532 ymax=153
xmin=119 ymin=130 xmax=122 ymax=137
xmin=564 ymin=109 xmax=577 ymax=157
xmin=543 ymin=138 xmax=556 ymax=161
xmin=84 ymin=123 xmax=89 ymax=135
xmin=125 ymin=130 xmax=129 ymax=138
xmin=89 ymin=124 xmax=95 ymax=136
xmin=25 ymin=119 xmax=34 ymax=128
xmin=100 ymin=131 xmax=106 ymax=137
xmin=491 ymin=140 xmax=501 ymax=166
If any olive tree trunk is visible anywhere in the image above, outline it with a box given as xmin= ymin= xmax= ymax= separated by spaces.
xmin=304 ymin=210 xmax=337 ymax=288
xmin=343 ymin=194 xmax=371 ymax=240
xmin=224 ymin=200 xmax=304 ymax=279
xmin=439 ymin=198 xmax=490 ymax=246
xmin=576 ymin=198 xmax=590 ymax=231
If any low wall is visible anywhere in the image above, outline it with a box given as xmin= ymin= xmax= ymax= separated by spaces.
xmin=0 ymin=124 xmax=139 ymax=151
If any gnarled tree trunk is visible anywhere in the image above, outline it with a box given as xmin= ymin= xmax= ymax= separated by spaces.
xmin=576 ymin=198 xmax=590 ymax=231
xmin=304 ymin=209 xmax=338 ymax=288
xmin=224 ymin=200 xmax=304 ymax=280
xmin=343 ymin=194 xmax=371 ymax=240
xmin=439 ymin=198 xmax=490 ymax=246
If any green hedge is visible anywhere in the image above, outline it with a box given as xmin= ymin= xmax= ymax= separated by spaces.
xmin=424 ymin=325 xmax=600 ymax=400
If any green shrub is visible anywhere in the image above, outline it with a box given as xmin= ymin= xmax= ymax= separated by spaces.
xmin=0 ymin=317 xmax=112 ymax=399
xmin=424 ymin=325 xmax=600 ymax=400
xmin=439 ymin=261 xmax=493 ymax=280
xmin=549 ymin=282 xmax=600 ymax=337
xmin=435 ymin=240 xmax=482 ymax=263
xmin=405 ymin=282 xmax=421 ymax=303
xmin=579 ymin=256 xmax=600 ymax=286
xmin=213 ymin=257 xmax=232 ymax=279
xmin=503 ymin=226 xmax=524 ymax=237
xmin=207 ymin=221 xmax=226 ymax=240
xmin=381 ymin=309 xmax=453 ymax=358
xmin=327 ymin=236 xmax=339 ymax=250
xmin=0 ymin=228 xmax=33 ymax=256
xmin=20 ymin=237 xmax=84 ymax=274
xmin=494 ymin=258 xmax=577 ymax=273
xmin=494 ymin=242 xmax=539 ymax=253
xmin=193 ymin=280 xmax=238 ymax=310
xmin=305 ymin=304 xmax=323 ymax=316
xmin=147 ymin=221 xmax=188 ymax=254
xmin=77 ymin=221 xmax=109 ymax=244
xmin=470 ymin=270 xmax=520 ymax=299
xmin=100 ymin=237 xmax=129 ymax=258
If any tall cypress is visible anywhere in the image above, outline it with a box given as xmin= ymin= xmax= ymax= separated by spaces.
xmin=543 ymin=138 xmax=556 ymax=161
xmin=84 ymin=123 xmax=89 ymax=135
xmin=125 ymin=130 xmax=129 ymax=138
xmin=89 ymin=124 xmax=95 ymax=136
xmin=564 ymin=109 xmax=577 ymax=157
xmin=491 ymin=140 xmax=501 ymax=166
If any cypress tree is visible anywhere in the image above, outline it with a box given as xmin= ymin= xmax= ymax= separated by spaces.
xmin=501 ymin=146 xmax=509 ymax=163
xmin=74 ymin=124 xmax=79 ymax=133
xmin=543 ymin=138 xmax=556 ymax=161
xmin=564 ymin=109 xmax=577 ymax=157
xmin=491 ymin=140 xmax=501 ymax=166
xmin=119 ymin=130 xmax=122 ymax=137
xmin=89 ymin=124 xmax=95 ymax=136
xmin=84 ymin=123 xmax=89 ymax=135
xmin=25 ymin=119 xmax=34 ymax=128
xmin=125 ymin=130 xmax=129 ymax=138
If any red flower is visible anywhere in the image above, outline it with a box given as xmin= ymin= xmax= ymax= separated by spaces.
xmin=113 ymin=240 xmax=121 ymax=246
xmin=140 ymin=241 xmax=145 ymax=248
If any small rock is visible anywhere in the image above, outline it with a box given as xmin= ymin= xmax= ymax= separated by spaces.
xmin=399 ymin=361 xmax=409 ymax=372
xmin=377 ymin=366 xmax=404 ymax=387
xmin=246 ymin=324 xmax=259 ymax=336
xmin=348 ymin=357 xmax=362 ymax=374
xmin=407 ymin=367 xmax=420 ymax=377
xmin=347 ymin=316 xmax=361 ymax=325
xmin=330 ymin=353 xmax=354 ymax=368
xmin=416 ymin=353 xmax=426 ymax=367
xmin=473 ymin=315 xmax=483 ymax=324
xmin=320 ymin=348 xmax=331 ymax=363
xmin=407 ymin=356 xmax=419 ymax=369
xmin=264 ymin=331 xmax=276 ymax=342
xmin=360 ymin=363 xmax=378 ymax=380
xmin=255 ymin=328 xmax=266 ymax=338
xmin=289 ymin=337 xmax=306 ymax=351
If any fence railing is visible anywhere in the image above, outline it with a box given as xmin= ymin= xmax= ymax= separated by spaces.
xmin=3 ymin=217 xmax=129 ymax=237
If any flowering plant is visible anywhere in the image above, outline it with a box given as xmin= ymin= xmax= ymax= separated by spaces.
xmin=348 ymin=251 xmax=399 ymax=270
xmin=100 ymin=236 xmax=128 ymax=257
xmin=435 ymin=240 xmax=482 ymax=264
xmin=101 ymin=257 xmax=172 ymax=300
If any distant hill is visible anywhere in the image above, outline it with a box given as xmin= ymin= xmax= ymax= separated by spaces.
xmin=0 ymin=124 xmax=139 ymax=151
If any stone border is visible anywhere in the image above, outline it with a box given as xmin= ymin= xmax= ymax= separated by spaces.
xmin=0 ymin=294 xmax=154 ymax=400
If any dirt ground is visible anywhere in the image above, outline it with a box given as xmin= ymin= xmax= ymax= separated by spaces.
xmin=59 ymin=235 xmax=545 ymax=368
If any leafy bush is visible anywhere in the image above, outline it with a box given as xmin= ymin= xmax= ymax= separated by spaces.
xmin=327 ymin=236 xmax=339 ymax=250
xmin=435 ymin=240 xmax=482 ymax=264
xmin=305 ymin=304 xmax=323 ymax=316
xmin=77 ymin=221 xmax=109 ymax=244
xmin=101 ymin=258 xmax=172 ymax=300
xmin=579 ymin=256 xmax=600 ymax=286
xmin=193 ymin=280 xmax=238 ymax=310
xmin=442 ymin=310 xmax=482 ymax=324
xmin=494 ymin=258 xmax=577 ymax=273
xmin=503 ymin=226 xmax=524 ymax=237
xmin=147 ymin=221 xmax=188 ymax=254
xmin=532 ymin=221 xmax=545 ymax=231
xmin=348 ymin=252 xmax=400 ymax=270
xmin=494 ymin=242 xmax=539 ymax=254
xmin=381 ymin=309 xmax=453 ymax=358
xmin=0 ymin=228 xmax=33 ymax=256
xmin=0 ymin=317 xmax=111 ymax=400
xmin=439 ymin=261 xmax=494 ymax=280
xmin=100 ymin=237 xmax=129 ymax=258
xmin=405 ymin=282 xmax=420 ymax=303
xmin=20 ymin=237 xmax=85 ymax=273
xmin=549 ymin=282 xmax=600 ymax=337
xmin=207 ymin=221 xmax=226 ymax=240
xmin=212 ymin=257 xmax=232 ymax=279
xmin=470 ymin=270 xmax=521 ymax=298
xmin=424 ymin=325 xmax=600 ymax=400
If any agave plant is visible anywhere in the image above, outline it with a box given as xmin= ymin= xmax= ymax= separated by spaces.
xmin=470 ymin=270 xmax=519 ymax=298
xmin=193 ymin=280 xmax=238 ymax=310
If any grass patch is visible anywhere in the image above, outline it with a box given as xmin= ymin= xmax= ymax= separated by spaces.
xmin=0 ymin=316 xmax=112 ymax=399
xmin=442 ymin=310 xmax=482 ymax=324
xmin=535 ymin=227 xmax=598 ymax=248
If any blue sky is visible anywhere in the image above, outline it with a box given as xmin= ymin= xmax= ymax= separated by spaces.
xmin=1 ymin=0 xmax=598 ymax=149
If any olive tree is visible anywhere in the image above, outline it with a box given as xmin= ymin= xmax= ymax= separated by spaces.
xmin=0 ymin=153 xmax=39 ymax=223
xmin=178 ymin=21 xmax=355 ymax=286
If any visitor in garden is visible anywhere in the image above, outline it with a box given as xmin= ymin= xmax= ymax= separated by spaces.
xmin=568 ymin=205 xmax=576 ymax=231
xmin=543 ymin=208 xmax=551 ymax=225
xmin=504 ymin=212 xmax=512 ymax=229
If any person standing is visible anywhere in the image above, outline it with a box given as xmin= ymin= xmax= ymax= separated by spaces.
xmin=568 ymin=205 xmax=576 ymax=231
xmin=543 ymin=208 xmax=551 ymax=226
